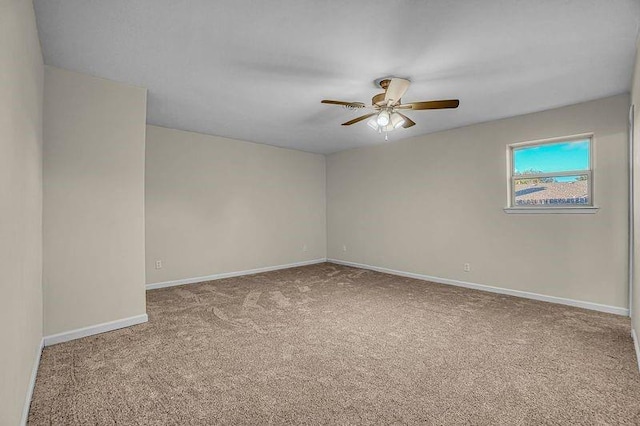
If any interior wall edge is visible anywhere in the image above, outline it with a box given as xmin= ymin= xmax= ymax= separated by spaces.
xmin=146 ymin=258 xmax=327 ymax=290
xmin=632 ymin=328 xmax=640 ymax=372
xmin=43 ymin=314 xmax=149 ymax=347
xmin=20 ymin=338 xmax=44 ymax=426
xmin=328 ymin=259 xmax=629 ymax=316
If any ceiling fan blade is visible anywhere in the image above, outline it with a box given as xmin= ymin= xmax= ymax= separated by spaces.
xmin=396 ymin=112 xmax=416 ymax=128
xmin=321 ymin=100 xmax=366 ymax=108
xmin=342 ymin=113 xmax=376 ymax=126
xmin=384 ymin=78 xmax=410 ymax=105
xmin=403 ymin=99 xmax=460 ymax=110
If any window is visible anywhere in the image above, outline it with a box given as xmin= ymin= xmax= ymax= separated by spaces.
xmin=507 ymin=135 xmax=595 ymax=212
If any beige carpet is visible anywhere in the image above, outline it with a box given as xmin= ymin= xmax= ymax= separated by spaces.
xmin=29 ymin=263 xmax=640 ymax=424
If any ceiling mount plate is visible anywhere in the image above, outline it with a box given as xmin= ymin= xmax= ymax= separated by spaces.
xmin=373 ymin=76 xmax=411 ymax=89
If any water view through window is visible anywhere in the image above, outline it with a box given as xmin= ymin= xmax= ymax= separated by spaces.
xmin=511 ymin=139 xmax=591 ymax=206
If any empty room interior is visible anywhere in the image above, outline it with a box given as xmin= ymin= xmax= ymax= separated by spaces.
xmin=4 ymin=0 xmax=640 ymax=424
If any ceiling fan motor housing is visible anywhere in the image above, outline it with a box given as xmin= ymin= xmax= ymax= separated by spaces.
xmin=372 ymin=92 xmax=386 ymax=106
xmin=378 ymin=79 xmax=391 ymax=90
xmin=372 ymin=78 xmax=402 ymax=106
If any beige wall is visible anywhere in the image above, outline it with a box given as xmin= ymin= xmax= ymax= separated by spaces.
xmin=43 ymin=67 xmax=147 ymax=335
xmin=0 ymin=0 xmax=44 ymax=424
xmin=328 ymin=94 xmax=630 ymax=310
xmin=145 ymin=125 xmax=326 ymax=284
xmin=632 ymin=39 xmax=640 ymax=335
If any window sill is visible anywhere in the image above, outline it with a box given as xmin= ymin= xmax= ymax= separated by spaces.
xmin=503 ymin=206 xmax=599 ymax=214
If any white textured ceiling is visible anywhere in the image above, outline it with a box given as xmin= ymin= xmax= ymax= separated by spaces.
xmin=34 ymin=0 xmax=640 ymax=154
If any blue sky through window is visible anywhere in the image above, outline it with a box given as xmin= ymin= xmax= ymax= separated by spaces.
xmin=513 ymin=139 xmax=590 ymax=175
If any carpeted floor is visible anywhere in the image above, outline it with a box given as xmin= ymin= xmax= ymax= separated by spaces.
xmin=28 ymin=263 xmax=640 ymax=424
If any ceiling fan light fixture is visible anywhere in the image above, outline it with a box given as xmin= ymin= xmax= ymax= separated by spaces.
xmin=376 ymin=110 xmax=390 ymax=126
xmin=390 ymin=112 xmax=405 ymax=129
xmin=366 ymin=118 xmax=379 ymax=130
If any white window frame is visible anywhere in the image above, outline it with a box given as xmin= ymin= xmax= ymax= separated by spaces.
xmin=504 ymin=133 xmax=599 ymax=214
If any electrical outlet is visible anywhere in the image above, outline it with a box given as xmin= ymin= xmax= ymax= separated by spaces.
xmin=155 ymin=260 xmax=163 ymax=269
xmin=463 ymin=263 xmax=470 ymax=272
xmin=302 ymin=244 xmax=308 ymax=252
xmin=342 ymin=245 xmax=347 ymax=252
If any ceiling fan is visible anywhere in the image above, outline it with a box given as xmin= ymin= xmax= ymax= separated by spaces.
xmin=321 ymin=77 xmax=459 ymax=139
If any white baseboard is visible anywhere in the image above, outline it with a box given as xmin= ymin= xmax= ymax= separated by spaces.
xmin=146 ymin=258 xmax=327 ymax=290
xmin=632 ymin=329 xmax=640 ymax=372
xmin=328 ymin=259 xmax=629 ymax=316
xmin=21 ymin=337 xmax=44 ymax=426
xmin=43 ymin=314 xmax=149 ymax=347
